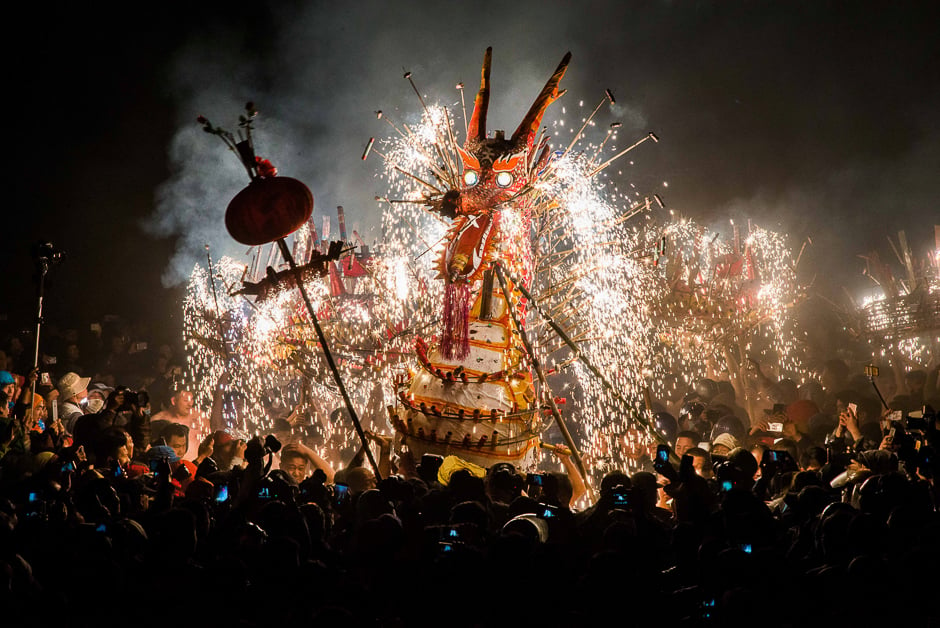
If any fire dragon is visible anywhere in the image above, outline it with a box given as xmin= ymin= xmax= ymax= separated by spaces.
xmin=391 ymin=48 xmax=570 ymax=468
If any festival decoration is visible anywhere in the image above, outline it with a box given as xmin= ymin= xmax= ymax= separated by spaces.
xmin=181 ymin=51 xmax=813 ymax=485
xmin=839 ymin=228 xmax=940 ymax=386
xmin=198 ymin=104 xmax=381 ymax=477
xmin=652 ymin=216 xmax=808 ymax=421
xmin=370 ymin=48 xmax=669 ymax=484
xmin=198 ymin=103 xmax=313 ymax=246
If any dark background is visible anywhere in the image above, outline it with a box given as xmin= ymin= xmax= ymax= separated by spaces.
xmin=6 ymin=0 xmax=938 ymax=354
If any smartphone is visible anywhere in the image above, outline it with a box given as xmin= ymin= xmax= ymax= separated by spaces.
xmin=888 ymin=428 xmax=896 ymax=439
xmin=526 ymin=472 xmax=544 ymax=486
xmin=611 ymin=487 xmax=630 ymax=508
xmin=28 ymin=491 xmax=39 ymax=503
xmin=740 ymin=543 xmax=753 ymax=554
xmin=40 ymin=372 xmax=51 ymax=386
xmin=332 ymin=483 xmax=349 ymax=506
xmin=848 ymin=403 xmax=858 ymax=416
xmin=770 ymin=450 xmax=798 ymax=472
xmin=90 ymin=322 xmax=102 ymax=333
xmin=439 ymin=542 xmax=457 ymax=554
xmin=656 ymin=444 xmax=670 ymax=463
xmin=214 ymin=484 xmax=230 ymax=503
xmin=767 ymin=422 xmax=784 ymax=433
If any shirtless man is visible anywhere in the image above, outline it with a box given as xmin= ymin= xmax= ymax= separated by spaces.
xmin=151 ymin=389 xmax=205 ymax=459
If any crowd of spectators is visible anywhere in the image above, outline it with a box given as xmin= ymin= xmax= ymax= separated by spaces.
xmin=0 ymin=321 xmax=938 ymax=626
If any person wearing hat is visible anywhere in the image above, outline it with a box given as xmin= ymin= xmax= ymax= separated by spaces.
xmin=710 ymin=432 xmax=739 ymax=456
xmin=0 ymin=370 xmax=16 ymax=415
xmin=57 ymin=371 xmax=91 ymax=434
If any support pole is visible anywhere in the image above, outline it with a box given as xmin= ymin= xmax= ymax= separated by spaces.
xmin=276 ymin=239 xmax=381 ymax=479
xmin=29 ymin=263 xmax=48 ymax=424
xmin=492 ymin=263 xmax=595 ymax=500
xmin=496 ymin=263 xmax=676 ymax=457
xmin=869 ymin=376 xmax=889 ymax=410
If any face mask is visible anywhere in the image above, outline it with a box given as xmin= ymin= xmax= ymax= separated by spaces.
xmin=86 ymin=398 xmax=105 ymax=414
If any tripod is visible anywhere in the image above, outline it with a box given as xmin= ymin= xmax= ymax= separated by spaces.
xmin=29 ymin=243 xmax=64 ymax=425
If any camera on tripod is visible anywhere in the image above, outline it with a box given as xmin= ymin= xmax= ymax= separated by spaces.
xmin=35 ymin=242 xmax=66 ymax=267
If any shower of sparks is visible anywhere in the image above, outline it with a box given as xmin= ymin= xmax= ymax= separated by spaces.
xmin=183 ymin=83 xmax=812 ymax=479
xmin=653 ymin=218 xmax=808 ymax=420
xmin=370 ymin=89 xmax=808 ymax=477
xmin=849 ymin=231 xmax=940 ymax=370
xmin=182 ymin=236 xmax=417 ymax=469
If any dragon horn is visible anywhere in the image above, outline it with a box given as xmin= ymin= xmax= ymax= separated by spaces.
xmin=512 ymin=52 xmax=571 ymax=148
xmin=467 ymin=47 xmax=492 ymax=143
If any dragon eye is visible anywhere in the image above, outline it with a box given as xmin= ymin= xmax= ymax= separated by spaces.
xmin=495 ymin=171 xmax=514 ymax=188
xmin=463 ymin=170 xmax=479 ymax=187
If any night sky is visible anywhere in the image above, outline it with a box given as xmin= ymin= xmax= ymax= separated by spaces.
xmin=7 ymin=0 xmax=939 ymax=349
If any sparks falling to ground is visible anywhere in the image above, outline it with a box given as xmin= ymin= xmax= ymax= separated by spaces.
xmin=181 ymin=55 xmax=810 ymax=479
xmin=367 ymin=58 xmax=807 ymax=477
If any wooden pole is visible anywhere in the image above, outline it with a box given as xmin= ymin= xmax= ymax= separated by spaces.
xmin=276 ymin=239 xmax=381 ymax=479
xmin=496 ymin=263 xmax=677 ymax=458
xmin=493 ymin=264 xmax=595 ymax=500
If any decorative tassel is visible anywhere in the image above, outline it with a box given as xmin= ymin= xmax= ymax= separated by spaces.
xmin=441 ymin=281 xmax=471 ymax=359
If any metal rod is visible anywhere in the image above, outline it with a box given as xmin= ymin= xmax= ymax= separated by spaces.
xmin=497 ymin=263 xmax=675 ymax=454
xmin=563 ymin=94 xmax=610 ymax=157
xmin=492 ymin=263 xmax=595 ymax=500
xmin=29 ymin=263 xmax=47 ymax=425
xmin=276 ymin=239 xmax=381 ymax=479
xmin=588 ymin=132 xmax=658 ymax=178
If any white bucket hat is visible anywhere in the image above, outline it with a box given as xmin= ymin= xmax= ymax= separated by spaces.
xmin=57 ymin=371 xmax=91 ymax=400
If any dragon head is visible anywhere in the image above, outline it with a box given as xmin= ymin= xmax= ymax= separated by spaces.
xmin=438 ymin=48 xmax=570 ymax=284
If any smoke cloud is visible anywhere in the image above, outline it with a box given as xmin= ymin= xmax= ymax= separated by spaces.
xmin=146 ymin=0 xmax=939 ymax=295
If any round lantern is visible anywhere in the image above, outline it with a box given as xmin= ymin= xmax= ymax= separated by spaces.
xmin=224 ymin=176 xmax=313 ymax=246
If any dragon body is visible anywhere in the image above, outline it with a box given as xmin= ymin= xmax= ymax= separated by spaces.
xmin=392 ymin=49 xmax=570 ymax=468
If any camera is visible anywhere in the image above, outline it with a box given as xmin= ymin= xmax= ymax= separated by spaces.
xmin=35 ymin=242 xmax=65 ymax=266
xmin=123 ymin=390 xmax=139 ymax=407
xmin=119 ymin=389 xmax=147 ymax=408
xmin=263 ymin=434 xmax=282 ymax=455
